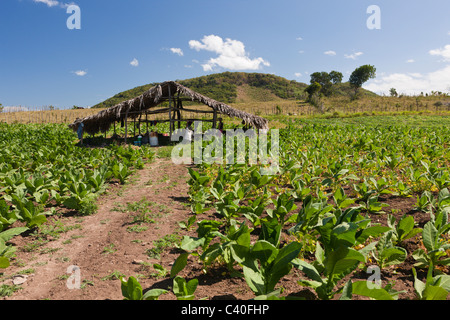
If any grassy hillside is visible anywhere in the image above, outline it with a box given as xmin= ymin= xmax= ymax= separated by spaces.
xmin=92 ymin=72 xmax=308 ymax=109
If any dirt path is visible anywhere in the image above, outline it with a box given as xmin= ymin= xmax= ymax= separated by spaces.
xmin=2 ymin=155 xmax=431 ymax=301
xmin=2 ymin=157 xmax=193 ymax=300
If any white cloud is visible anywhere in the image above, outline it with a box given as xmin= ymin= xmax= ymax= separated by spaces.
xmin=296 ymin=37 xmax=303 ymax=41
xmin=33 ymin=0 xmax=78 ymax=9
xmin=324 ymin=50 xmax=336 ymax=56
xmin=130 ymin=58 xmax=139 ymax=67
xmin=429 ymin=44 xmax=450 ymax=62
xmin=294 ymin=72 xmax=302 ymax=78
xmin=170 ymin=48 xmax=184 ymax=56
xmin=364 ymin=65 xmax=450 ymax=95
xmin=365 ymin=44 xmax=450 ymax=95
xmin=72 ymin=70 xmax=87 ymax=76
xmin=189 ymin=35 xmax=270 ymax=72
xmin=344 ymin=52 xmax=364 ymax=60
xmin=406 ymin=59 xmax=415 ymax=63
xmin=33 ymin=0 xmax=59 ymax=7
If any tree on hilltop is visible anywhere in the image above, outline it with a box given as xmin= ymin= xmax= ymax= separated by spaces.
xmin=349 ymin=65 xmax=376 ymax=98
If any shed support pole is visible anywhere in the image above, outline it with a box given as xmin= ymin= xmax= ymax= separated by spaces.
xmin=124 ymin=109 xmax=129 ymax=144
xmin=213 ymin=110 xmax=218 ymax=129
xmin=168 ymin=85 xmax=172 ymax=138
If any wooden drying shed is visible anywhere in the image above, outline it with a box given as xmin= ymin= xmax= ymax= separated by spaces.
xmin=69 ymin=81 xmax=269 ymax=142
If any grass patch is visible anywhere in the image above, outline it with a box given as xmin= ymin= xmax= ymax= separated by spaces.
xmin=146 ymin=234 xmax=181 ymax=259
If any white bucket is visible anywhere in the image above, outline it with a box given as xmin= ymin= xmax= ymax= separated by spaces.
xmin=150 ymin=136 xmax=159 ymax=147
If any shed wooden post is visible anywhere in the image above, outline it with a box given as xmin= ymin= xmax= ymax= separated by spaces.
xmin=145 ymin=111 xmax=149 ymax=133
xmin=213 ymin=109 xmax=218 ymax=129
xmin=168 ymin=85 xmax=172 ymax=138
xmin=177 ymin=97 xmax=182 ymax=130
xmin=124 ymin=109 xmax=129 ymax=144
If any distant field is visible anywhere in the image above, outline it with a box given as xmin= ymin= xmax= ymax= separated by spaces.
xmin=0 ymin=108 xmax=105 ymax=125
xmin=1 ymin=92 xmax=449 ymax=127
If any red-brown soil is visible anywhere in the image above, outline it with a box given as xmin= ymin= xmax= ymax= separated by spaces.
xmin=0 ymin=157 xmax=446 ymax=301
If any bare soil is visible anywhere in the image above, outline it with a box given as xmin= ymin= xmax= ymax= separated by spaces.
xmin=0 ymin=156 xmax=445 ymax=301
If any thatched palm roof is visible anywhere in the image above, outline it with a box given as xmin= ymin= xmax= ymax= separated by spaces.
xmin=69 ymin=81 xmax=269 ymax=135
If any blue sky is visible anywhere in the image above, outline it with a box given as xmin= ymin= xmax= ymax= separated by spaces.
xmin=1 ymin=0 xmax=450 ymax=108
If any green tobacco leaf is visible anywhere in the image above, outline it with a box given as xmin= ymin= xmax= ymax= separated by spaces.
xmin=0 ymin=227 xmax=28 ymax=242
xmin=292 ymin=258 xmax=323 ymax=283
xmin=267 ymin=241 xmax=302 ymax=291
xmin=0 ymin=256 xmax=10 ymax=269
xmin=251 ymin=240 xmax=278 ymax=265
xmin=180 ymin=236 xmax=205 ymax=252
xmin=325 ymin=246 xmax=365 ymax=278
xmin=397 ymin=216 xmax=414 ymax=237
xmin=380 ymin=247 xmax=407 ymax=266
xmin=422 ymin=285 xmax=449 ymax=300
xmin=259 ymin=218 xmax=282 ymax=248
xmin=173 ymin=276 xmax=198 ymax=300
xmin=340 ymin=280 xmax=352 ymax=300
xmin=434 ymin=275 xmax=450 ymax=292
xmin=351 ymin=281 xmax=395 ymax=300
xmin=171 ymin=252 xmax=189 ymax=278
xmin=120 ymin=276 xmax=143 ymax=300
xmin=243 ymin=264 xmax=266 ymax=295
xmin=356 ymin=226 xmax=391 ymax=244
xmin=422 ymin=221 xmax=438 ymax=252
xmin=142 ymin=288 xmax=168 ymax=300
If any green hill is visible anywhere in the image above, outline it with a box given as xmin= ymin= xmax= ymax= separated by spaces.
xmin=92 ymin=72 xmax=377 ymax=109
xmin=92 ymin=72 xmax=308 ymax=109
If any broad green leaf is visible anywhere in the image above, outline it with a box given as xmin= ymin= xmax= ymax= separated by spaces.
xmin=0 ymin=256 xmax=10 ymax=269
xmin=412 ymin=267 xmax=426 ymax=298
xmin=230 ymin=243 xmax=249 ymax=264
xmin=259 ymin=218 xmax=282 ymax=248
xmin=356 ymin=226 xmax=391 ymax=244
xmin=332 ymin=222 xmax=359 ymax=247
xmin=397 ymin=216 xmax=414 ymax=238
xmin=351 ymin=281 xmax=395 ymax=300
xmin=434 ymin=275 xmax=450 ymax=292
xmin=173 ymin=276 xmax=198 ymax=300
xmin=251 ymin=240 xmax=278 ymax=265
xmin=0 ymin=227 xmax=28 ymax=242
xmin=422 ymin=221 xmax=438 ymax=252
xmin=186 ymin=278 xmax=198 ymax=295
xmin=380 ymin=247 xmax=407 ymax=266
xmin=171 ymin=252 xmax=189 ymax=278
xmin=268 ymin=241 xmax=302 ymax=291
xmin=243 ymin=264 xmax=266 ymax=295
xmin=120 ymin=276 xmax=143 ymax=300
xmin=172 ymin=276 xmax=188 ymax=297
xmin=422 ymin=285 xmax=449 ymax=300
xmin=324 ymin=246 xmax=365 ymax=278
xmin=292 ymin=258 xmax=323 ymax=283
xmin=340 ymin=280 xmax=352 ymax=300
xmin=180 ymin=236 xmax=205 ymax=252
xmin=142 ymin=288 xmax=168 ymax=300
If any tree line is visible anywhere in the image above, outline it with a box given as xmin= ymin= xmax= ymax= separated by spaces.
xmin=305 ymin=65 xmax=377 ymax=103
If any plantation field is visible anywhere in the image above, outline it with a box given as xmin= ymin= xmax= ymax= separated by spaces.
xmin=1 ymin=115 xmax=450 ymax=300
